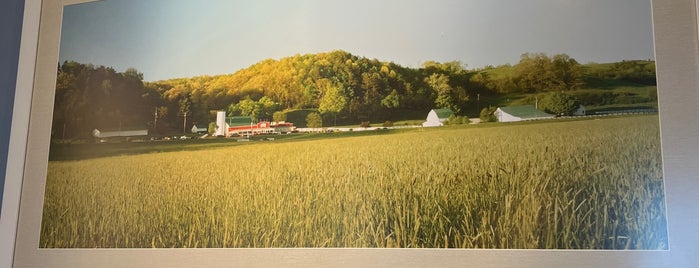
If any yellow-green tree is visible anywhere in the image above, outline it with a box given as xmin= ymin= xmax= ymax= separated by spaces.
xmin=318 ymin=81 xmax=347 ymax=126
xmin=305 ymin=112 xmax=322 ymax=128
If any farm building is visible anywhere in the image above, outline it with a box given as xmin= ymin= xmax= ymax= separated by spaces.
xmin=573 ymin=105 xmax=586 ymax=116
xmin=495 ymin=105 xmax=554 ymax=122
xmin=270 ymin=121 xmax=296 ymax=134
xmin=191 ymin=125 xmax=208 ymax=134
xmin=92 ymin=128 xmax=148 ymax=138
xmin=213 ymin=111 xmax=296 ymax=137
xmin=422 ymin=108 xmax=454 ymax=127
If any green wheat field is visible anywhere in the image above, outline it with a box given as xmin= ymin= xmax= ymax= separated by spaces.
xmin=40 ymin=115 xmax=667 ymax=249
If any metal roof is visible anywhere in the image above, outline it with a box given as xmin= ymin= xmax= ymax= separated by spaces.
xmin=226 ymin=116 xmax=252 ymax=126
xmin=497 ymin=105 xmax=553 ymax=119
xmin=432 ymin=108 xmax=454 ymax=119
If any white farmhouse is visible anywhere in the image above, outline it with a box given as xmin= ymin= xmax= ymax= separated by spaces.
xmin=422 ymin=108 xmax=454 ymax=127
xmin=495 ymin=105 xmax=554 ymax=122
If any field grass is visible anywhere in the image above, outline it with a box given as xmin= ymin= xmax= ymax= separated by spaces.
xmin=40 ymin=115 xmax=667 ymax=249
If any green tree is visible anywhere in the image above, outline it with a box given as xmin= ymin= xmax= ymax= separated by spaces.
xmin=208 ymin=121 xmax=218 ymax=135
xmin=446 ymin=114 xmax=469 ymax=125
xmin=425 ymin=73 xmax=460 ymax=113
xmin=227 ymin=102 xmax=240 ymax=116
xmin=305 ymin=112 xmax=323 ymax=128
xmin=380 ymin=89 xmax=400 ymax=109
xmin=480 ymin=106 xmax=497 ymax=122
xmin=229 ymin=97 xmax=261 ymax=120
xmin=178 ymin=95 xmax=192 ymax=133
xmin=53 ymin=61 xmax=151 ymax=139
xmin=422 ymin=60 xmax=465 ymax=74
xmin=550 ymin=54 xmax=584 ymax=90
xmin=318 ymin=83 xmax=347 ymax=126
xmin=445 ymin=114 xmax=459 ymax=125
xmin=542 ymin=92 xmax=580 ymax=116
xmin=273 ymin=111 xmax=287 ymax=122
xmin=53 ymin=71 xmax=83 ymax=139
xmin=124 ymin=67 xmax=144 ymax=81
xmin=606 ymin=60 xmax=656 ymax=85
xmin=359 ymin=72 xmax=385 ymax=119
xmin=257 ymin=96 xmax=279 ymax=120
xmin=155 ymin=106 xmax=168 ymax=130
xmin=516 ymin=53 xmax=554 ymax=92
xmin=516 ymin=53 xmax=584 ymax=92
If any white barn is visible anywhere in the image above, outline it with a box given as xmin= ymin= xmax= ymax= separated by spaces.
xmin=92 ymin=128 xmax=148 ymax=138
xmin=191 ymin=124 xmax=208 ymax=134
xmin=495 ymin=105 xmax=554 ymax=122
xmin=422 ymin=108 xmax=454 ymax=127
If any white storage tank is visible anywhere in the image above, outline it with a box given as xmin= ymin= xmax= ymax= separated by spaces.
xmin=215 ymin=111 xmax=226 ymax=136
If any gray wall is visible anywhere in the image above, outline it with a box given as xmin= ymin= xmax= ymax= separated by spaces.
xmin=0 ymin=0 xmax=25 ymax=207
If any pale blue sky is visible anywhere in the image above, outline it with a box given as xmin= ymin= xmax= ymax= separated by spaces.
xmin=59 ymin=0 xmax=655 ymax=81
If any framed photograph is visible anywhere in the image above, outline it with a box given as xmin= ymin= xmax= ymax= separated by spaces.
xmin=8 ymin=0 xmax=699 ymax=266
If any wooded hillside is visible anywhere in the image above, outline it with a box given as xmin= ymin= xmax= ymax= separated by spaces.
xmin=53 ymin=50 xmax=656 ymax=139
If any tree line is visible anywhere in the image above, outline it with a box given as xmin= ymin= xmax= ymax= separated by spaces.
xmin=53 ymin=62 xmax=153 ymax=139
xmin=52 ymin=51 xmax=656 ymax=139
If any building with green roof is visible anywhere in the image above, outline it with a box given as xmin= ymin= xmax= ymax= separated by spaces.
xmin=226 ymin=116 xmax=252 ymax=127
xmin=422 ymin=108 xmax=454 ymax=127
xmin=495 ymin=105 xmax=554 ymax=122
xmin=215 ymin=111 xmax=254 ymax=136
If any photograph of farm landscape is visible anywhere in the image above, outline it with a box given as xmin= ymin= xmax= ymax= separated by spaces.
xmin=41 ymin=0 xmax=667 ymax=249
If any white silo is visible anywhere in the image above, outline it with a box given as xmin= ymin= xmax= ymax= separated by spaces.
xmin=215 ymin=111 xmax=226 ymax=136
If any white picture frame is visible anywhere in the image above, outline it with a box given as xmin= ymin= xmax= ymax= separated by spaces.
xmin=5 ymin=0 xmax=699 ymax=266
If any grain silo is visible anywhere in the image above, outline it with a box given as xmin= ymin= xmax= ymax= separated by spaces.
xmin=215 ymin=111 xmax=226 ymax=136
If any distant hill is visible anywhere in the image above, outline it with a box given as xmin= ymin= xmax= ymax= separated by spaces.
xmin=476 ymin=59 xmax=657 ymax=115
xmin=54 ymin=51 xmax=657 ymax=138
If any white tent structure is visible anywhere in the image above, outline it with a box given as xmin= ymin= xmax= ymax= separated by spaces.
xmin=422 ymin=109 xmax=454 ymax=127
xmin=495 ymin=105 xmax=554 ymax=122
xmin=191 ymin=125 xmax=208 ymax=133
xmin=92 ymin=129 xmax=148 ymax=138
